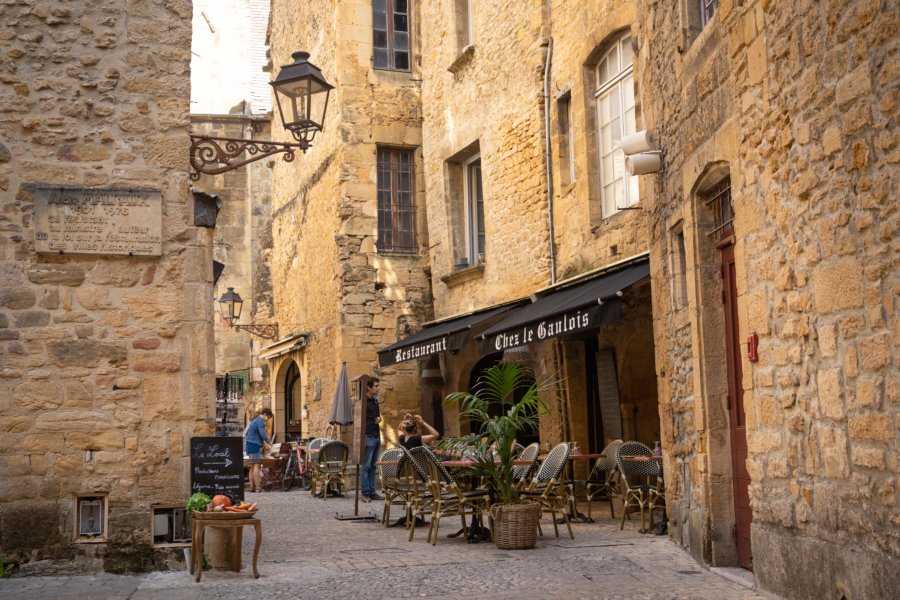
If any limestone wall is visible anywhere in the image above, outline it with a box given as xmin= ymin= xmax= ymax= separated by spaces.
xmin=268 ymin=0 xmax=429 ymax=442
xmin=0 ymin=0 xmax=213 ymax=573
xmin=638 ymin=0 xmax=899 ymax=596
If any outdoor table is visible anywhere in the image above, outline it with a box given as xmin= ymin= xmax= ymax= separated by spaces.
xmin=190 ymin=513 xmax=261 ymax=582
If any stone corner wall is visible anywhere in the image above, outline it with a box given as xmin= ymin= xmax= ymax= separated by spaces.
xmin=639 ymin=0 xmax=899 ymax=597
xmin=0 ymin=0 xmax=213 ymax=573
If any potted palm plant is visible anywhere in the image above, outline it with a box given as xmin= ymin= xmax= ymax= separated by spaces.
xmin=442 ymin=362 xmax=552 ymax=549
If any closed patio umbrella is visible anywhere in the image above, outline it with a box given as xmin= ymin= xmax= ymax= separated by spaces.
xmin=328 ymin=362 xmax=373 ymax=520
xmin=328 ymin=362 xmax=353 ymax=429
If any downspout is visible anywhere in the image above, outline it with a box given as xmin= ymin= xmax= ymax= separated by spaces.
xmin=542 ymin=36 xmax=556 ymax=285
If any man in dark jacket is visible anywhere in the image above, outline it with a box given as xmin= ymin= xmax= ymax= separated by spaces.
xmin=360 ymin=377 xmax=382 ymax=502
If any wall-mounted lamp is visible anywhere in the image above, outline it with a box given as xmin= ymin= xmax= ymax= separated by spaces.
xmin=189 ymin=51 xmax=333 ymax=180
xmin=622 ymin=130 xmax=663 ymax=175
xmin=217 ymin=287 xmax=279 ymax=340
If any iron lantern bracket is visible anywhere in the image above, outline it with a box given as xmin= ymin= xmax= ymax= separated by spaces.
xmin=189 ymin=134 xmax=308 ymax=181
xmin=230 ymin=322 xmax=280 ymax=341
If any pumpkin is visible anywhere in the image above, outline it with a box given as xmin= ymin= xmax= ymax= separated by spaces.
xmin=211 ymin=494 xmax=232 ymax=508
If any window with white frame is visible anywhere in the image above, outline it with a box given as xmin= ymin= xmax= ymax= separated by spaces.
xmin=465 ymin=156 xmax=484 ymax=264
xmin=595 ymin=33 xmax=639 ymax=218
xmin=453 ymin=0 xmax=475 ymax=49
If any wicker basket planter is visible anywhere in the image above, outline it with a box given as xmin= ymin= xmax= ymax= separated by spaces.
xmin=490 ymin=502 xmax=540 ymax=549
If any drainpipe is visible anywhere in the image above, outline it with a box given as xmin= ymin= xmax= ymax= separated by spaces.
xmin=542 ymin=37 xmax=556 ymax=285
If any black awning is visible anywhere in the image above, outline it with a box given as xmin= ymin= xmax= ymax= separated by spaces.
xmin=477 ymin=258 xmax=650 ymax=354
xmin=378 ymin=302 xmax=523 ymax=367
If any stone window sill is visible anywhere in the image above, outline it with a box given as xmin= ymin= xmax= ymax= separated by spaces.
xmin=448 ymin=45 xmax=475 ymax=75
xmin=440 ymin=263 xmax=484 ymax=287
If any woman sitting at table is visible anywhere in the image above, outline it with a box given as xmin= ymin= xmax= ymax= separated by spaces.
xmin=398 ymin=414 xmax=440 ymax=450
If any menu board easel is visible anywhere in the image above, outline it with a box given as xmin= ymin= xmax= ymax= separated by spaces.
xmin=190 ymin=436 xmax=244 ymax=501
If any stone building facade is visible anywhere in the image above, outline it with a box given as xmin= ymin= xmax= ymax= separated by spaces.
xmin=412 ymin=0 xmax=658 ymax=462
xmin=0 ymin=0 xmax=214 ymax=573
xmin=265 ymin=0 xmax=431 ymax=449
xmin=264 ymin=1 xmax=896 ymax=597
xmin=637 ymin=0 xmax=899 ymax=598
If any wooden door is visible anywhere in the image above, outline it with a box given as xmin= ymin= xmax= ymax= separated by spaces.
xmin=721 ymin=242 xmax=752 ymax=569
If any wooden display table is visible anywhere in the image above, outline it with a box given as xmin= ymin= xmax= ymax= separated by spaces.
xmin=190 ymin=511 xmax=261 ymax=582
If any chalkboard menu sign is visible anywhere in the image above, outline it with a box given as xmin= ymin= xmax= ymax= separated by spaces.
xmin=190 ymin=437 xmax=244 ymax=501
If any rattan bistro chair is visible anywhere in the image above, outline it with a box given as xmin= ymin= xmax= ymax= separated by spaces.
xmin=406 ymin=446 xmax=491 ymax=545
xmin=307 ymin=437 xmax=329 ymax=452
xmin=378 ymin=447 xmax=409 ymax=526
xmin=615 ymin=441 xmax=664 ymax=532
xmin=519 ymin=442 xmax=573 ymax=539
xmin=310 ymin=440 xmax=349 ymax=500
xmin=512 ymin=442 xmax=541 ymax=492
xmin=566 ymin=439 xmax=623 ymax=521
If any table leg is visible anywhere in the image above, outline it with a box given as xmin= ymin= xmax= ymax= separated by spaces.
xmin=251 ymin=521 xmax=262 ymax=579
xmin=233 ymin=528 xmax=242 ymax=572
xmin=189 ymin=519 xmax=196 ymax=575
xmin=194 ymin=523 xmax=204 ymax=583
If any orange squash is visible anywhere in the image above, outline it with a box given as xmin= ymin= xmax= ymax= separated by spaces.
xmin=211 ymin=494 xmax=232 ymax=508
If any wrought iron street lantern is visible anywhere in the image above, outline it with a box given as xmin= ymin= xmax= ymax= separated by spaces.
xmin=270 ymin=51 xmax=333 ymax=148
xmin=189 ymin=50 xmax=333 ymax=180
xmin=217 ymin=287 xmax=279 ymax=340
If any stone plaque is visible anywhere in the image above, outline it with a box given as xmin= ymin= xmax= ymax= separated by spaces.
xmin=34 ymin=186 xmax=162 ymax=256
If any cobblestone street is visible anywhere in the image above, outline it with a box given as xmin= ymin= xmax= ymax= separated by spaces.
xmin=1 ymin=489 xmax=769 ymax=599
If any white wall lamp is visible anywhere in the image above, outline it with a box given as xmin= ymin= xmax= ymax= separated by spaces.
xmin=622 ymin=130 xmax=663 ymax=175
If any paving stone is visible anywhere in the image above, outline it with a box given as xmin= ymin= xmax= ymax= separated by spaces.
xmin=0 ymin=490 xmax=775 ymax=599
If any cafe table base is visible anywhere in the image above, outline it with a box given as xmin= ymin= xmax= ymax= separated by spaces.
xmin=190 ymin=516 xmax=261 ymax=582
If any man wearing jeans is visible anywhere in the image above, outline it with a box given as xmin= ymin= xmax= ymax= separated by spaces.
xmin=360 ymin=377 xmax=383 ymax=502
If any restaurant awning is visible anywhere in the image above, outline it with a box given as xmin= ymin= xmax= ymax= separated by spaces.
xmin=378 ymin=301 xmax=524 ymax=367
xmin=477 ymin=257 xmax=650 ymax=354
xmin=259 ymin=333 xmax=309 ymax=361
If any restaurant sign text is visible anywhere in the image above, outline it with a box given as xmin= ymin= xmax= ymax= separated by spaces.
xmin=392 ymin=335 xmax=448 ymax=364
xmin=482 ymin=302 xmax=620 ymax=352
xmin=34 ymin=186 xmax=162 ymax=256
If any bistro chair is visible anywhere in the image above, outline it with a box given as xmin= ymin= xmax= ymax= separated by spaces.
xmin=519 ymin=442 xmax=573 ymax=539
xmin=307 ymin=437 xmax=329 ymax=452
xmin=567 ymin=439 xmax=623 ymax=521
xmin=258 ymin=452 xmax=290 ymax=491
xmin=400 ymin=446 xmax=435 ymax=536
xmin=310 ymin=440 xmax=349 ymax=500
xmin=511 ymin=442 xmax=541 ymax=492
xmin=377 ymin=447 xmax=408 ymax=527
xmin=406 ymin=446 xmax=491 ymax=545
xmin=615 ymin=441 xmax=663 ymax=532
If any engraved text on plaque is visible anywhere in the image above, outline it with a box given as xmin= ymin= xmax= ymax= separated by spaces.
xmin=34 ymin=186 xmax=162 ymax=256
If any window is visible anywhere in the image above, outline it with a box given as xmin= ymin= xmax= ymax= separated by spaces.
xmin=595 ymin=33 xmax=639 ymax=218
xmin=465 ymin=156 xmax=485 ymax=264
xmin=705 ymin=178 xmax=733 ymax=240
xmin=377 ymin=147 xmax=417 ymax=253
xmin=700 ymin=0 xmax=719 ymax=28
xmin=558 ymin=94 xmax=576 ymax=186
xmin=671 ymin=225 xmax=689 ymax=310
xmin=373 ymin=0 xmax=411 ymax=71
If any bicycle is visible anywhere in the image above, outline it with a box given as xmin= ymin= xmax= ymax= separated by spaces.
xmin=283 ymin=447 xmax=312 ymax=491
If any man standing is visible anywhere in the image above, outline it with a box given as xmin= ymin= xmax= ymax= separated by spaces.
xmin=360 ymin=377 xmax=382 ymax=502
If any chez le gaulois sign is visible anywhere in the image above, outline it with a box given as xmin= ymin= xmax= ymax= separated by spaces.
xmin=480 ymin=301 xmax=621 ymax=353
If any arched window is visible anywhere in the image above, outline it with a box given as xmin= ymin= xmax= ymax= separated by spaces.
xmin=594 ymin=33 xmax=639 ymax=218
